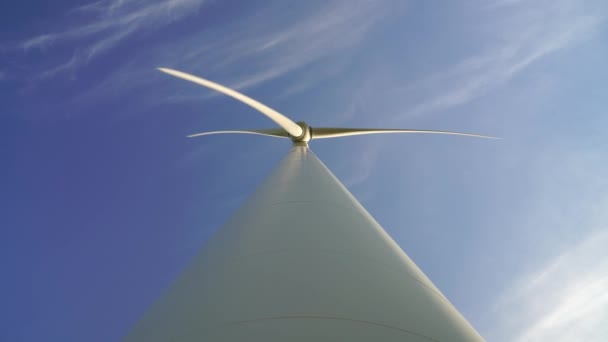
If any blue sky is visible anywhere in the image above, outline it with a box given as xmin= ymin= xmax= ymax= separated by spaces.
xmin=2 ymin=0 xmax=608 ymax=340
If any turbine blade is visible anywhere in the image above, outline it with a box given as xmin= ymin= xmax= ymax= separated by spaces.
xmin=311 ymin=128 xmax=500 ymax=140
xmin=187 ymin=128 xmax=289 ymax=139
xmin=157 ymin=68 xmax=303 ymax=138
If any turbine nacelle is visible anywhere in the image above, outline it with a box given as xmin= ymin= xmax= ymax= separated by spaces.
xmin=292 ymin=121 xmax=312 ymax=143
xmin=158 ymin=67 xmax=500 ymax=145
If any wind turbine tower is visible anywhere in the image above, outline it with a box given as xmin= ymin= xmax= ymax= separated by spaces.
xmin=125 ymin=68 xmax=495 ymax=341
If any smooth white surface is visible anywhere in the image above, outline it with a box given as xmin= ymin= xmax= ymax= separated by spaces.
xmin=125 ymin=146 xmax=484 ymax=341
xmin=157 ymin=68 xmax=304 ymax=138
xmin=311 ymin=127 xmax=499 ymax=140
xmin=187 ymin=129 xmax=289 ymax=139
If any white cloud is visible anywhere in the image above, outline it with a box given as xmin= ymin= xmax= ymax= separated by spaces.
xmin=16 ymin=0 xmax=395 ymax=113
xmin=336 ymin=0 xmax=602 ymax=125
xmin=20 ymin=0 xmax=206 ymax=75
xmin=56 ymin=0 xmax=396 ymax=117
xmin=407 ymin=3 xmax=598 ymax=117
xmin=155 ymin=0 xmax=395 ymax=92
xmin=38 ymin=51 xmax=82 ymax=80
xmin=21 ymin=34 xmax=56 ymax=51
xmin=478 ymin=132 xmax=608 ymax=341
xmin=494 ymin=229 xmax=608 ymax=341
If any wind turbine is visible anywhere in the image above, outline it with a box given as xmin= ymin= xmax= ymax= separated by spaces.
xmin=125 ymin=68 xmax=496 ymax=341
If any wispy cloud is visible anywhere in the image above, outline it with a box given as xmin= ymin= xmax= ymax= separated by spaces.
xmin=493 ymin=229 xmax=608 ymax=341
xmin=19 ymin=0 xmax=206 ymax=76
xmin=38 ymin=51 xmax=82 ymax=80
xmin=476 ymin=129 xmax=608 ymax=341
xmin=153 ymin=0 xmax=395 ymax=92
xmin=21 ymin=34 xmax=56 ymax=51
xmin=14 ymin=0 xmax=396 ymax=116
xmin=419 ymin=10 xmax=593 ymax=115
xmin=362 ymin=0 xmax=603 ymax=122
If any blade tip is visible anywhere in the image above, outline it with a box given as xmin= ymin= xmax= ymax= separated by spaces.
xmin=157 ymin=67 xmax=173 ymax=74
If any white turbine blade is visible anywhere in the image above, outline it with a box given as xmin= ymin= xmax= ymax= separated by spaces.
xmin=187 ymin=129 xmax=289 ymax=139
xmin=311 ymin=128 xmax=500 ymax=140
xmin=158 ymin=68 xmax=303 ymax=138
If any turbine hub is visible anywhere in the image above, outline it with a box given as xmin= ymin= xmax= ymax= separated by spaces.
xmin=291 ymin=121 xmax=312 ymax=143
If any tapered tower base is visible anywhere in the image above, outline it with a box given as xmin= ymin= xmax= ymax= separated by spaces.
xmin=126 ymin=146 xmax=483 ymax=341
